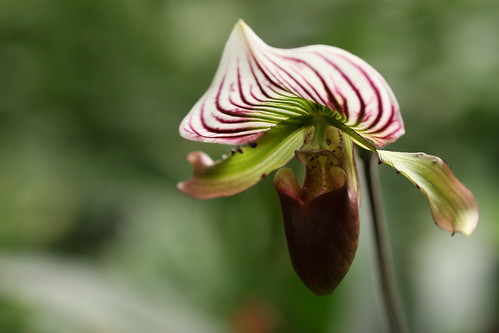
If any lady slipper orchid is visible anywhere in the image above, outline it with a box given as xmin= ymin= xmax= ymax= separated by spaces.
xmin=177 ymin=20 xmax=479 ymax=295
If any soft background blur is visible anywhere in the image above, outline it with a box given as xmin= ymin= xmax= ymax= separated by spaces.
xmin=0 ymin=0 xmax=498 ymax=332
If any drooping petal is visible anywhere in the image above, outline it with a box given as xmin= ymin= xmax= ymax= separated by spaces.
xmin=274 ymin=127 xmax=360 ymax=295
xmin=377 ymin=150 xmax=479 ymax=235
xmin=178 ymin=119 xmax=313 ymax=199
xmin=179 ymin=20 xmax=404 ymax=147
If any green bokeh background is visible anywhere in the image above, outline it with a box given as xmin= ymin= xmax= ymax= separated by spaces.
xmin=0 ymin=0 xmax=498 ymax=332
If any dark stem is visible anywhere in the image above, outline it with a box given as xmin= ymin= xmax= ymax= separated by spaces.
xmin=359 ymin=149 xmax=408 ymax=333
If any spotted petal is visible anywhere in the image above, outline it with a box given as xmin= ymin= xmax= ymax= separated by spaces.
xmin=179 ymin=20 xmax=404 ymax=147
xmin=178 ymin=119 xmax=313 ymax=199
xmin=378 ymin=150 xmax=479 ymax=235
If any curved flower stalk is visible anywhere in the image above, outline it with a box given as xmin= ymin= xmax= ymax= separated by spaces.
xmin=178 ymin=20 xmax=479 ymax=295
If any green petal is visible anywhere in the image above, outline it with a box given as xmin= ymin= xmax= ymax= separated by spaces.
xmin=377 ymin=150 xmax=479 ymax=235
xmin=178 ymin=118 xmax=313 ymax=199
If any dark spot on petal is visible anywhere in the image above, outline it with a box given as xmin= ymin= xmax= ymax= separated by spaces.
xmin=416 ymin=185 xmax=421 ymax=189
xmin=451 ymin=232 xmax=456 ymax=236
xmin=261 ymin=173 xmax=267 ymax=179
xmin=326 ymin=138 xmax=331 ymax=145
xmin=237 ymin=148 xmax=243 ymax=154
xmin=250 ymin=142 xmax=257 ymax=148
xmin=396 ymin=170 xmax=401 ymax=174
xmin=231 ymin=149 xmax=236 ymax=155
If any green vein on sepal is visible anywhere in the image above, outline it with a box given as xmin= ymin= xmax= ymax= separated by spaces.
xmin=323 ymin=115 xmax=377 ymax=152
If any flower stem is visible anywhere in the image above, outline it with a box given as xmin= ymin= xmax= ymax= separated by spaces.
xmin=359 ymin=149 xmax=409 ymax=333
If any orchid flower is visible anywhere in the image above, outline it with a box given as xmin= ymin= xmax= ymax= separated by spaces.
xmin=177 ymin=20 xmax=478 ymax=295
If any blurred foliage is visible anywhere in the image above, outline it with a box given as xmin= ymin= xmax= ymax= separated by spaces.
xmin=0 ymin=0 xmax=498 ymax=332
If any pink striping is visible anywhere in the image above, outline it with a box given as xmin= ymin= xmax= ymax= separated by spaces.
xmin=179 ymin=21 xmax=405 ymax=146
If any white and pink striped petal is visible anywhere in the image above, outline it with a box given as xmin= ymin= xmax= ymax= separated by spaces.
xmin=179 ymin=20 xmax=405 ymax=147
